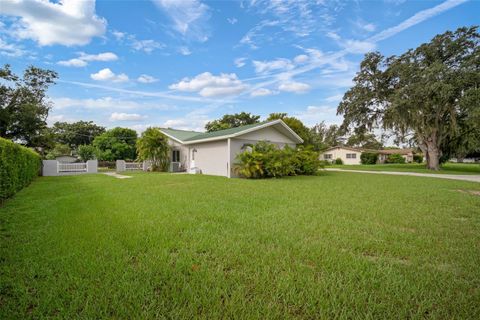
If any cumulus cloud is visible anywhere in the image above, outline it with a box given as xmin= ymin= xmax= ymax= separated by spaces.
xmin=137 ymin=74 xmax=158 ymax=83
xmin=110 ymin=112 xmax=146 ymax=121
xmin=253 ymin=58 xmax=295 ymax=74
xmin=152 ymin=0 xmax=211 ymax=41
xmin=58 ymin=52 xmax=118 ymax=67
xmin=250 ymin=88 xmax=274 ymax=97
xmin=295 ymin=105 xmax=340 ymax=126
xmin=0 ymin=0 xmax=106 ymax=46
xmin=169 ymin=72 xmax=247 ymax=97
xmin=90 ymin=68 xmax=129 ymax=82
xmin=163 ymin=117 xmax=208 ymax=132
xmin=278 ymin=81 xmax=310 ymax=93
xmin=0 ymin=38 xmax=26 ymax=57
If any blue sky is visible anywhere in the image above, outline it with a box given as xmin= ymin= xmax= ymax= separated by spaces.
xmin=1 ymin=0 xmax=478 ymax=133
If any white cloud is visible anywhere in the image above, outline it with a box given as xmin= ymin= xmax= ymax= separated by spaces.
xmin=293 ymin=54 xmax=309 ymax=64
xmin=369 ymin=0 xmax=468 ymax=42
xmin=253 ymin=58 xmax=295 ymax=74
xmin=169 ymin=72 xmax=247 ymax=97
xmin=58 ymin=52 xmax=118 ymax=67
xmin=112 ymin=30 xmax=125 ymax=40
xmin=295 ymin=105 xmax=340 ymax=126
xmin=0 ymin=38 xmax=26 ymax=57
xmin=179 ymin=46 xmax=192 ymax=55
xmin=343 ymin=39 xmax=376 ymax=54
xmin=278 ymin=81 xmax=310 ymax=93
xmin=137 ymin=74 xmax=158 ymax=83
xmin=362 ymin=23 xmax=376 ymax=33
xmin=234 ymin=57 xmax=247 ymax=68
xmin=90 ymin=68 xmax=129 ymax=82
xmin=152 ymin=0 xmax=211 ymax=41
xmin=0 ymin=0 xmax=106 ymax=46
xmin=250 ymin=88 xmax=274 ymax=97
xmin=110 ymin=112 xmax=146 ymax=121
xmin=325 ymin=94 xmax=344 ymax=103
xmin=52 ymin=96 xmax=173 ymax=111
xmin=130 ymin=39 xmax=164 ymax=53
xmin=227 ymin=17 xmax=237 ymax=25
xmin=163 ymin=117 xmax=208 ymax=132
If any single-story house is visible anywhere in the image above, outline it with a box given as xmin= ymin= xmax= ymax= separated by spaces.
xmin=320 ymin=146 xmax=415 ymax=165
xmin=159 ymin=120 xmax=303 ymax=178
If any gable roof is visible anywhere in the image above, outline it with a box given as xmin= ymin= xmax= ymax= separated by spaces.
xmin=159 ymin=120 xmax=303 ymax=145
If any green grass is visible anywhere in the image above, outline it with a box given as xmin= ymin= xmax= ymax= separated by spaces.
xmin=328 ymin=162 xmax=480 ymax=175
xmin=1 ymin=172 xmax=480 ymax=319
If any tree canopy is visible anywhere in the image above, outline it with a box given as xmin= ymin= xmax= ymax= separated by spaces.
xmin=136 ymin=127 xmax=170 ymax=171
xmin=205 ymin=112 xmax=260 ymax=132
xmin=266 ymin=113 xmax=311 ymax=145
xmin=93 ymin=127 xmax=138 ymax=161
xmin=52 ymin=121 xmax=105 ymax=149
xmin=0 ymin=64 xmax=58 ymax=147
xmin=338 ymin=26 xmax=480 ymax=170
xmin=309 ymin=121 xmax=345 ymax=151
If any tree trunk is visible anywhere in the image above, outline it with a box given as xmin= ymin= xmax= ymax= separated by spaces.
xmin=425 ymin=137 xmax=440 ymax=170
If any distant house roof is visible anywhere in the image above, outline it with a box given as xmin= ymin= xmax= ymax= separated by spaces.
xmin=323 ymin=146 xmax=364 ymax=153
xmin=159 ymin=120 xmax=303 ymax=145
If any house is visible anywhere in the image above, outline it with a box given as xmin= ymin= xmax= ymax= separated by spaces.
xmin=320 ymin=146 xmax=363 ymax=165
xmin=320 ymin=146 xmax=415 ymax=164
xmin=159 ymin=120 xmax=303 ymax=178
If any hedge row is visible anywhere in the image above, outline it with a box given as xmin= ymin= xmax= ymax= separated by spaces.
xmin=0 ymin=137 xmax=41 ymax=202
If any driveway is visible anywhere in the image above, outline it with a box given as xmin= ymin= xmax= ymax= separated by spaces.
xmin=325 ymin=168 xmax=480 ymax=183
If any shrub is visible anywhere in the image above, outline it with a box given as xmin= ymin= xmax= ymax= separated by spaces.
xmin=386 ymin=153 xmax=406 ymax=164
xmin=335 ymin=158 xmax=343 ymax=165
xmin=413 ymin=154 xmax=423 ymax=163
xmin=78 ymin=145 xmax=97 ymax=162
xmin=361 ymin=152 xmax=378 ymax=165
xmin=0 ymin=137 xmax=41 ymax=202
xmin=235 ymin=141 xmax=322 ymax=179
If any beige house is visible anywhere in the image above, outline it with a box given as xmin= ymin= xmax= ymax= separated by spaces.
xmin=159 ymin=120 xmax=303 ymax=178
xmin=320 ymin=146 xmax=415 ymax=165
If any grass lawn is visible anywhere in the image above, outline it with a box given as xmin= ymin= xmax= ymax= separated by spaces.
xmin=1 ymin=172 xmax=480 ymax=319
xmin=328 ymin=162 xmax=480 ymax=175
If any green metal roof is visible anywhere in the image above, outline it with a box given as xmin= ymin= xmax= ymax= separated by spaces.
xmin=160 ymin=121 xmax=272 ymax=143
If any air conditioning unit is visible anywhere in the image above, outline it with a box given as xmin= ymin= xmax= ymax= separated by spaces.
xmin=170 ymin=162 xmax=181 ymax=172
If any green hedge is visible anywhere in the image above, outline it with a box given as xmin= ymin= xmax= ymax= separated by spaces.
xmin=0 ymin=137 xmax=41 ymax=202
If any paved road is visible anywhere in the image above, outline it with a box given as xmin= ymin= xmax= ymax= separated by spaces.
xmin=325 ymin=168 xmax=480 ymax=183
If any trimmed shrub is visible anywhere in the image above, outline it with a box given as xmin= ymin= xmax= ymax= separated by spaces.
xmin=413 ymin=154 xmax=423 ymax=163
xmin=361 ymin=152 xmax=378 ymax=165
xmin=0 ymin=137 xmax=41 ymax=202
xmin=335 ymin=158 xmax=343 ymax=165
xmin=235 ymin=141 xmax=322 ymax=179
xmin=386 ymin=153 xmax=406 ymax=164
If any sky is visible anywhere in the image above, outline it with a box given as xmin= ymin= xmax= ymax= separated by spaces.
xmin=0 ymin=0 xmax=479 ymax=133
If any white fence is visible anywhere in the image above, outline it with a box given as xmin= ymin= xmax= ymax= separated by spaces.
xmin=42 ymin=160 xmax=97 ymax=176
xmin=58 ymin=162 xmax=87 ymax=172
xmin=125 ymin=162 xmax=143 ymax=171
xmin=116 ymin=160 xmax=150 ymax=172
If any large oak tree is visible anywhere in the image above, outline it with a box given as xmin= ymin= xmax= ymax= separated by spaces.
xmin=338 ymin=26 xmax=479 ymax=170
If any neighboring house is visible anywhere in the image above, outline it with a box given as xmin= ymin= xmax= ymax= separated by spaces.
xmin=55 ymin=155 xmax=78 ymax=163
xmin=159 ymin=120 xmax=303 ymax=178
xmin=320 ymin=146 xmax=415 ymax=164
xmin=320 ymin=146 xmax=363 ymax=165
xmin=377 ymin=149 xmax=414 ymax=163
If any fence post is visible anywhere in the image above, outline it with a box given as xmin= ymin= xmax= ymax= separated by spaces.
xmin=42 ymin=160 xmax=60 ymax=176
xmin=86 ymin=160 xmax=98 ymax=173
xmin=116 ymin=160 xmax=126 ymax=172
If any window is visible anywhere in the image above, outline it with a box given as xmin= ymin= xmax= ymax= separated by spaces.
xmin=172 ymin=150 xmax=180 ymax=162
xmin=346 ymin=153 xmax=357 ymax=159
xmin=324 ymin=154 xmax=332 ymax=159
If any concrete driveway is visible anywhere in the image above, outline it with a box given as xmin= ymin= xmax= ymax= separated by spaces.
xmin=325 ymin=168 xmax=480 ymax=183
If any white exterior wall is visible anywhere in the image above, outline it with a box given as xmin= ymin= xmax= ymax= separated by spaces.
xmin=321 ymin=147 xmax=362 ymax=165
xmin=188 ymin=140 xmax=228 ymax=177
xmin=167 ymin=138 xmax=190 ymax=171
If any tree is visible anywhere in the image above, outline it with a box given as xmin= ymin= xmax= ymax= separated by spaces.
xmin=205 ymin=112 xmax=260 ymax=132
xmin=52 ymin=121 xmax=105 ymax=149
xmin=77 ymin=145 xmax=97 ymax=162
xmin=266 ymin=113 xmax=312 ymax=145
xmin=0 ymin=64 xmax=58 ymax=147
xmin=136 ymin=128 xmax=170 ymax=171
xmin=346 ymin=132 xmax=383 ymax=150
xmin=338 ymin=27 xmax=480 ymax=170
xmin=45 ymin=143 xmax=71 ymax=160
xmin=310 ymin=121 xmax=345 ymax=151
xmin=93 ymin=127 xmax=137 ymax=161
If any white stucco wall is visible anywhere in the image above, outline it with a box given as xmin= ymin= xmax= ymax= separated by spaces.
xmin=321 ymin=147 xmax=362 ymax=165
xmin=188 ymin=140 xmax=228 ymax=177
xmin=237 ymin=126 xmax=296 ymax=144
xmin=167 ymin=138 xmax=190 ymax=171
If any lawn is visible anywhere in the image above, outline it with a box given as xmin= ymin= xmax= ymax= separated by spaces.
xmin=328 ymin=162 xmax=480 ymax=175
xmin=1 ymin=172 xmax=480 ymax=319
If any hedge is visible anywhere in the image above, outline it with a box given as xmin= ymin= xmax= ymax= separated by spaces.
xmin=0 ymin=137 xmax=41 ymax=202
